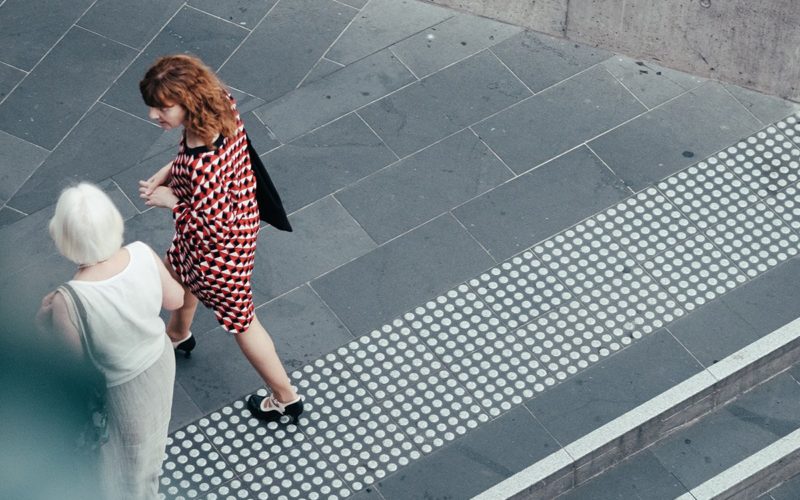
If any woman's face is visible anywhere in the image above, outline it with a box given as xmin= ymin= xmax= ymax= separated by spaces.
xmin=148 ymin=103 xmax=187 ymax=130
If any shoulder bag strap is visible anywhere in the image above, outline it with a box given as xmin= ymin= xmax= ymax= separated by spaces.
xmin=56 ymin=284 xmax=98 ymax=365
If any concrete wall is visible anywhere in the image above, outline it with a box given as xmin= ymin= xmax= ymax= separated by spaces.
xmin=429 ymin=0 xmax=800 ymax=101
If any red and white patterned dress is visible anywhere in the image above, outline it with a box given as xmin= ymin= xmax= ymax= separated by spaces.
xmin=167 ymin=98 xmax=260 ymax=334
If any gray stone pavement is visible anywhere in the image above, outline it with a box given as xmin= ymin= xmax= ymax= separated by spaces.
xmin=2 ymin=0 xmax=800 ymax=499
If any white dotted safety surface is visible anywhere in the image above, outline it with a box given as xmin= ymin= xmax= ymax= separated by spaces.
xmin=292 ymin=354 xmax=420 ymax=493
xmin=658 ymin=156 xmax=759 ymax=229
xmin=205 ymin=442 xmax=351 ymax=500
xmin=159 ymin=425 xmax=236 ymax=499
xmin=596 ymin=186 xmax=698 ymax=262
xmin=160 ymin=113 xmax=800 ymax=500
xmin=469 ymin=253 xmax=573 ymax=329
xmin=338 ymin=321 xmax=443 ymax=402
xmin=199 ymin=398 xmax=305 ymax=476
xmin=725 ymin=127 xmax=800 ymax=198
xmin=404 ymin=284 xmax=503 ymax=362
xmin=534 ymin=220 xmax=683 ymax=340
xmin=381 ymin=371 xmax=490 ymax=454
xmin=448 ymin=324 xmax=552 ymax=418
xmin=703 ymin=202 xmax=799 ymax=278
xmin=643 ymin=233 xmax=747 ymax=311
xmin=765 ymin=182 xmax=800 ymax=232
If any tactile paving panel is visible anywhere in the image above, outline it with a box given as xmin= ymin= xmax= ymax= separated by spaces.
xmin=292 ymin=354 xmax=420 ymax=492
xmin=381 ymin=370 xmax=491 ymax=454
xmin=205 ymin=442 xmax=351 ymax=500
xmin=469 ymin=253 xmax=574 ymax=329
xmin=338 ymin=321 xmax=443 ymax=402
xmin=520 ymin=299 xmax=616 ymax=382
xmin=199 ymin=398 xmax=306 ymax=475
xmin=643 ymin=233 xmax=747 ymax=312
xmin=703 ymin=202 xmax=799 ymax=278
xmin=533 ymin=220 xmax=683 ymax=340
xmin=658 ymin=157 xmax=760 ymax=229
xmin=776 ymin=113 xmax=800 ymax=146
xmin=448 ymin=324 xmax=553 ymax=418
xmin=723 ymin=127 xmax=800 ymax=198
xmin=159 ymin=424 xmax=236 ymax=499
xmin=765 ymin=181 xmax=800 ymax=232
xmin=403 ymin=284 xmax=503 ymax=361
xmin=596 ymin=186 xmax=698 ymax=262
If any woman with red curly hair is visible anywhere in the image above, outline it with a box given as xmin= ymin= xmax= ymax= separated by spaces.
xmin=138 ymin=54 xmax=302 ymax=423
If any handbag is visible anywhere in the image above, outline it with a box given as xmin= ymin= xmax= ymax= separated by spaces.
xmin=246 ymin=134 xmax=293 ymax=232
xmin=57 ymin=284 xmax=109 ymax=453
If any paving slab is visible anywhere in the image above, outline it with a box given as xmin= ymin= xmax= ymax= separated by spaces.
xmin=490 ymin=30 xmax=613 ymax=93
xmin=724 ymin=83 xmax=800 ymax=125
xmin=722 ymin=258 xmax=800 ymax=338
xmin=257 ymin=284 xmax=354 ymax=372
xmin=0 ymin=62 xmax=25 ymax=101
xmin=311 ymin=213 xmax=494 ymax=336
xmin=667 ymin=298 xmax=761 ymax=367
xmin=336 ymin=128 xmax=512 ymax=244
xmin=601 ymin=55 xmax=706 ymax=109
xmin=77 ymin=0 xmax=184 ymax=49
xmin=302 ymin=57 xmax=345 ymax=85
xmin=325 ymin=0 xmax=453 ymax=65
xmin=389 ymin=13 xmax=522 ymax=79
xmin=0 ymin=27 xmax=136 ymax=150
xmin=0 ymin=207 xmax=25 ymax=227
xmin=0 ymin=130 xmax=48 ymax=206
xmin=453 ymin=146 xmax=630 ymax=261
xmin=358 ymin=49 xmax=531 ymax=157
xmin=251 ymin=195 xmax=377 ymax=302
xmin=187 ymin=0 xmax=279 ymax=28
xmin=589 ymin=82 xmax=764 ymax=191
xmin=376 ymin=406 xmax=560 ymax=499
xmin=169 ymin=381 xmax=204 ymax=433
xmin=473 ymin=65 xmax=644 ymax=174
xmin=218 ymin=0 xmax=356 ymax=103
xmin=0 ymin=0 xmax=95 ymax=71
xmin=262 ymin=113 xmax=396 ymax=213
xmin=254 ymin=49 xmax=415 ymax=142
xmin=526 ymin=329 xmax=702 ymax=445
xmin=100 ymin=6 xmax=249 ymax=118
xmin=0 ymin=206 xmax=56 ymax=278
xmin=8 ymin=103 xmax=162 ymax=214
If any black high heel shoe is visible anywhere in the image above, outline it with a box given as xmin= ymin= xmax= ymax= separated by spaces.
xmin=172 ymin=333 xmax=196 ymax=358
xmin=247 ymin=394 xmax=304 ymax=424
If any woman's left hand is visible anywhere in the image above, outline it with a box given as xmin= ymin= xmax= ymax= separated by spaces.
xmin=143 ymin=185 xmax=179 ymax=209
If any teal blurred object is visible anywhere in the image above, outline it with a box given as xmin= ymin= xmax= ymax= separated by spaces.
xmin=0 ymin=319 xmax=102 ymax=500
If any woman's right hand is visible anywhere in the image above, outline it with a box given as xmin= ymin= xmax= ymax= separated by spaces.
xmin=138 ymin=161 xmax=173 ymax=199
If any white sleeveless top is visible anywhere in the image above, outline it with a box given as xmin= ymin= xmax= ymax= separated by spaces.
xmin=68 ymin=241 xmax=167 ymax=387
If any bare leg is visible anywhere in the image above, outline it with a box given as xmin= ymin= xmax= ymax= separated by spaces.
xmin=235 ymin=315 xmax=298 ymax=403
xmin=163 ymin=259 xmax=198 ymax=342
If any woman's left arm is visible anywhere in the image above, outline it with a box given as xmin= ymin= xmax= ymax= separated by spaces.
xmin=38 ymin=291 xmax=84 ymax=359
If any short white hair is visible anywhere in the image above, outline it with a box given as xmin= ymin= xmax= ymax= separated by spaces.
xmin=49 ymin=183 xmax=124 ymax=266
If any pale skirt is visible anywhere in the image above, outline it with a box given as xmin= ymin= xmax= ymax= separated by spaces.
xmin=99 ymin=336 xmax=175 ymax=500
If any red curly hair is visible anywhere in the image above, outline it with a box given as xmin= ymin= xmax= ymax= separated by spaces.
xmin=139 ymin=54 xmax=237 ymax=148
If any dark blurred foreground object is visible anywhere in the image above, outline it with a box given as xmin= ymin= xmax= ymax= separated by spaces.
xmin=0 ymin=318 xmax=102 ymax=500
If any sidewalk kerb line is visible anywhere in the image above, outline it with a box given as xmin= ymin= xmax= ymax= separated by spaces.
xmin=471 ymin=316 xmax=800 ymax=500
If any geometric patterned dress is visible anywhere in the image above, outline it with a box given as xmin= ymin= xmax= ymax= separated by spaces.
xmin=166 ymin=97 xmax=260 ymax=334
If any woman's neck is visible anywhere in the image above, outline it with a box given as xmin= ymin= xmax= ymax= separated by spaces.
xmin=184 ymin=128 xmax=219 ymax=148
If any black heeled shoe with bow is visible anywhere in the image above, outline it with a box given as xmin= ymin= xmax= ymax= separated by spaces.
xmin=172 ymin=332 xmax=195 ymax=358
xmin=247 ymin=394 xmax=304 ymax=424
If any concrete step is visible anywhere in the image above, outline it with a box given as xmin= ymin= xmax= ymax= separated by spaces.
xmin=473 ymin=318 xmax=800 ymax=499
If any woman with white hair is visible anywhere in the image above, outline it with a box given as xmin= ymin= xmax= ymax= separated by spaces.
xmin=37 ymin=182 xmax=184 ymax=499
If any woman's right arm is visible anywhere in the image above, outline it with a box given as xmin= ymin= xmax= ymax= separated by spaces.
xmin=138 ymin=161 xmax=173 ymax=198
